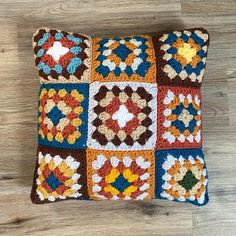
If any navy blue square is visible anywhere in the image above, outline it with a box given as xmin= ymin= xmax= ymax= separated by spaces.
xmin=111 ymin=175 xmax=132 ymax=192
xmin=46 ymin=173 xmax=62 ymax=191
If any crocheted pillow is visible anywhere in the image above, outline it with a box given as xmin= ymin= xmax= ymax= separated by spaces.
xmin=31 ymin=28 xmax=210 ymax=206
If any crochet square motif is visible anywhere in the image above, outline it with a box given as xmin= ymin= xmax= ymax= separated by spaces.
xmin=157 ymin=86 xmax=201 ymax=149
xmin=154 ymin=29 xmax=209 ymax=87
xmin=87 ymin=149 xmax=155 ymax=200
xmin=31 ymin=146 xmax=88 ymax=203
xmin=87 ymin=82 xmax=157 ymax=150
xmin=91 ymin=35 xmax=156 ymax=82
xmin=38 ymin=84 xmax=89 ymax=149
xmin=33 ymin=28 xmax=91 ymax=83
xmin=155 ymin=149 xmax=208 ymax=205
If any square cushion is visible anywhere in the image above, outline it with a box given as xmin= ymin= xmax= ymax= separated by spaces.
xmin=31 ymin=27 xmax=210 ymax=206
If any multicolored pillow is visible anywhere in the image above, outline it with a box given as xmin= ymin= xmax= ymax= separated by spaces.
xmin=31 ymin=28 xmax=210 ymax=206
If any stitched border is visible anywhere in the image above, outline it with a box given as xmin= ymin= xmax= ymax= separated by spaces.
xmin=157 ymin=86 xmax=202 ymax=150
xmin=87 ymin=149 xmax=155 ymax=200
xmin=87 ymin=81 xmax=157 ymax=150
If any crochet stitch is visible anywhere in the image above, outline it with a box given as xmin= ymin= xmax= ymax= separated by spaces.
xmin=87 ymin=149 xmax=155 ymax=200
xmin=33 ymin=28 xmax=91 ymax=83
xmin=31 ymin=27 xmax=210 ymax=206
xmin=153 ymin=28 xmax=209 ymax=87
xmin=91 ymin=35 xmax=156 ymax=82
xmin=31 ymin=145 xmax=88 ymax=203
xmin=38 ymin=83 xmax=89 ymax=149
xmin=155 ymin=149 xmax=208 ymax=205
xmin=157 ymin=86 xmax=202 ymax=149
xmin=87 ymin=82 xmax=157 ymax=150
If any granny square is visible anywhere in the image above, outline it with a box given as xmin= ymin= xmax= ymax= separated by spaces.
xmin=87 ymin=149 xmax=155 ymax=200
xmin=155 ymin=149 xmax=208 ymax=206
xmin=31 ymin=27 xmax=210 ymax=206
xmin=31 ymin=145 xmax=88 ymax=203
xmin=33 ymin=28 xmax=91 ymax=83
xmin=87 ymin=82 xmax=157 ymax=150
xmin=153 ymin=28 xmax=209 ymax=87
xmin=38 ymin=83 xmax=89 ymax=149
xmin=157 ymin=86 xmax=202 ymax=150
xmin=91 ymin=35 xmax=156 ymax=83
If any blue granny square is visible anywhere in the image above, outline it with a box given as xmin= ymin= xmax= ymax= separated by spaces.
xmin=155 ymin=149 xmax=209 ymax=206
xmin=38 ymin=83 xmax=89 ymax=149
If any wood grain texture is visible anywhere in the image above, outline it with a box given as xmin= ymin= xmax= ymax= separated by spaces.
xmin=0 ymin=0 xmax=236 ymax=235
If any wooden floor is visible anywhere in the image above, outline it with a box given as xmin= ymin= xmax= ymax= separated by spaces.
xmin=0 ymin=1 xmax=236 ymax=235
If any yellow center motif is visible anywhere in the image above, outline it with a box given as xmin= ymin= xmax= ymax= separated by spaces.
xmin=178 ymin=109 xmax=194 ymax=127
xmin=105 ymin=168 xmax=120 ymax=183
xmin=104 ymin=168 xmax=139 ymax=196
xmin=178 ymin=43 xmax=197 ymax=63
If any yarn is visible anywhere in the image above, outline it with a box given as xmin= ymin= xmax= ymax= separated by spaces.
xmin=157 ymin=86 xmax=202 ymax=149
xmin=155 ymin=149 xmax=209 ymax=206
xmin=32 ymin=28 xmax=91 ymax=83
xmin=91 ymin=35 xmax=156 ymax=83
xmin=153 ymin=28 xmax=210 ymax=87
xmin=87 ymin=82 xmax=157 ymax=150
xmin=87 ymin=149 xmax=155 ymax=200
xmin=38 ymin=83 xmax=89 ymax=149
xmin=31 ymin=146 xmax=88 ymax=203
xmin=31 ymin=27 xmax=210 ymax=206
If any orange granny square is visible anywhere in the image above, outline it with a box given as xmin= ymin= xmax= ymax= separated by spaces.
xmin=91 ymin=35 xmax=156 ymax=83
xmin=86 ymin=149 xmax=155 ymax=200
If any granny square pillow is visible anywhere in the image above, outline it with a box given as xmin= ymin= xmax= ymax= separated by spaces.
xmin=31 ymin=28 xmax=210 ymax=206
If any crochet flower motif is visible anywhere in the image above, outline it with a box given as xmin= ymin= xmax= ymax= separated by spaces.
xmin=46 ymin=41 xmax=69 ymax=62
xmin=87 ymin=150 xmax=155 ymax=200
xmin=36 ymin=152 xmax=82 ymax=202
xmin=33 ymin=28 xmax=91 ymax=83
xmin=92 ymin=35 xmax=156 ymax=82
xmin=158 ymin=87 xmax=201 ymax=149
xmin=38 ymin=86 xmax=85 ymax=148
xmin=87 ymin=82 xmax=157 ymax=150
xmin=160 ymin=153 xmax=208 ymax=205
xmin=158 ymin=29 xmax=209 ymax=85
